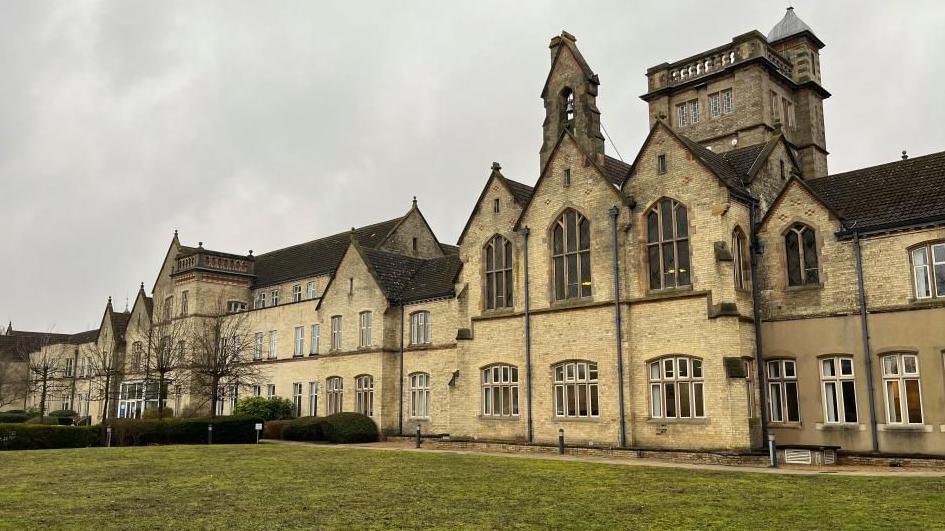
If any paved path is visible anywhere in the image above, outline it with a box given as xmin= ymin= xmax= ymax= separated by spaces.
xmin=262 ymin=439 xmax=945 ymax=477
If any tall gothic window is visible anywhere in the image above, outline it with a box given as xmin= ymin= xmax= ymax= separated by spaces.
xmin=561 ymin=88 xmax=575 ymax=131
xmin=552 ymin=209 xmax=591 ymax=300
xmin=484 ymin=235 xmax=513 ymax=309
xmin=785 ymin=223 xmax=819 ymax=286
xmin=646 ymin=198 xmax=690 ymax=290
xmin=732 ymin=227 xmax=751 ymax=290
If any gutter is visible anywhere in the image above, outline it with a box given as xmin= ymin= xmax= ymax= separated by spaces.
xmin=609 ymin=207 xmax=628 ymax=448
xmin=749 ymin=200 xmax=770 ymax=450
xmin=852 ymin=229 xmax=880 ymax=453
xmin=520 ymin=227 xmax=534 ymax=443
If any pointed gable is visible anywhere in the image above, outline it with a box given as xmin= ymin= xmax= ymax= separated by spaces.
xmin=457 ymin=163 xmax=534 ymax=246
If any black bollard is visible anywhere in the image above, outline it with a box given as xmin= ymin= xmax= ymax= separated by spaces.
xmin=208 ymin=423 xmax=213 ymax=445
xmin=558 ymin=428 xmax=565 ymax=454
xmin=415 ymin=424 xmax=421 ymax=448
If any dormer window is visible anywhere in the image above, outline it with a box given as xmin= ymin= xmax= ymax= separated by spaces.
xmin=292 ymin=284 xmax=302 ymax=302
xmin=561 ymin=88 xmax=575 ymax=131
xmin=270 ymin=289 xmax=280 ymax=306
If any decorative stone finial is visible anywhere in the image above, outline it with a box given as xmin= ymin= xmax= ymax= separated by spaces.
xmin=198 ymin=241 xmax=204 ymax=248
xmin=248 ymin=250 xmax=253 ymax=256
xmin=412 ymin=196 xmax=417 ymax=208
xmin=173 ymin=229 xmax=178 ymax=237
xmin=139 ymin=282 xmax=144 ymax=291
xmin=491 ymin=162 xmax=501 ymax=171
xmin=902 ymin=150 xmax=908 ymax=160
xmin=107 ymin=296 xmax=113 ymax=306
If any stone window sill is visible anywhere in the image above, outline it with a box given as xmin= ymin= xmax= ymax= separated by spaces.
xmin=877 ymin=423 xmax=934 ymax=433
xmin=550 ymin=416 xmax=601 ymax=423
xmin=768 ymin=422 xmax=804 ymax=430
xmin=785 ymin=283 xmax=824 ymax=293
xmin=550 ymin=296 xmax=595 ymax=310
xmin=646 ymin=417 xmax=709 ymax=425
xmin=645 ymin=286 xmax=694 ymax=298
xmin=815 ymin=422 xmax=864 ymax=431
xmin=477 ymin=415 xmax=521 ymax=422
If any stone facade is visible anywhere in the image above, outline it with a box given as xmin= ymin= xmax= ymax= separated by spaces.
xmin=10 ymin=9 xmax=945 ymax=459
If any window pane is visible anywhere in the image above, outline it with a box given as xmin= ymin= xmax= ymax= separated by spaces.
xmin=650 ymin=384 xmax=662 ymax=417
xmin=675 ymin=205 xmax=688 ymax=238
xmin=578 ymin=385 xmax=588 ymax=416
xmin=580 ymin=251 xmax=591 ymax=297
xmin=840 ymin=358 xmax=854 ymax=376
xmin=504 ymin=240 xmax=513 ymax=268
xmin=785 ymin=382 xmax=800 ymax=422
xmin=693 ymin=383 xmax=704 ymax=417
xmin=824 ymin=382 xmax=839 ymax=422
xmin=662 ymin=242 xmax=676 ymax=287
xmin=769 ymin=382 xmax=783 ymax=422
xmin=664 ymin=358 xmax=674 ymax=378
xmin=934 ymin=264 xmax=945 ymax=297
xmin=590 ymin=385 xmax=599 ymax=416
xmin=903 ymin=355 xmax=918 ymax=375
xmin=821 ymin=359 xmax=835 ymax=377
xmin=660 ymin=200 xmax=673 ymax=240
xmin=566 ymin=211 xmax=577 ymax=251
xmin=483 ymin=386 xmax=491 ymax=414
xmin=505 ymin=270 xmax=514 ymax=306
xmin=802 ymin=228 xmax=819 ymax=284
xmin=566 ymin=385 xmax=576 ymax=416
xmin=883 ymin=355 xmax=899 ymax=376
xmin=678 ymin=358 xmax=689 ymax=378
xmin=511 ymin=386 xmax=519 ymax=415
xmin=554 ymin=256 xmax=565 ymax=300
xmin=679 ymin=383 xmax=691 ymax=418
xmin=841 ymin=381 xmax=858 ymax=423
xmin=553 ymin=225 xmax=563 ymax=255
xmin=555 ymin=386 xmax=564 ymax=416
xmin=485 ymin=272 xmax=494 ymax=309
xmin=493 ymin=387 xmax=501 ymax=415
xmin=767 ymin=361 xmax=781 ymax=379
xmin=647 ymin=211 xmax=659 ymax=243
xmin=677 ymin=240 xmax=690 ymax=286
xmin=664 ymin=383 xmax=677 ymax=417
xmin=905 ymin=380 xmax=922 ymax=423
xmin=886 ymin=380 xmax=902 ymax=423
xmin=785 ymin=231 xmax=801 ymax=286
xmin=649 ymin=362 xmax=660 ymax=381
xmin=555 ymin=365 xmax=564 ymax=382
xmin=691 ymin=359 xmax=702 ymax=378
xmin=511 ymin=367 xmax=518 ymax=383
xmin=495 ymin=271 xmax=504 ymax=308
xmin=784 ymin=360 xmax=796 ymax=378
xmin=579 ymin=218 xmax=590 ymax=251
xmin=648 ymin=245 xmax=661 ymax=290
xmin=567 ymin=254 xmax=578 ymax=298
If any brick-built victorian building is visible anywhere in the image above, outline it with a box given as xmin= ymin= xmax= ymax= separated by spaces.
xmin=6 ymin=9 xmax=945 ymax=457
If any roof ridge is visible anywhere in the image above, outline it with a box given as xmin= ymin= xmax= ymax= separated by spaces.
xmin=814 ymin=150 xmax=945 ymax=182
xmin=255 ymin=215 xmax=403 ymax=258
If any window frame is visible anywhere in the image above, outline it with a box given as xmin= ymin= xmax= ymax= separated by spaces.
xmin=484 ymin=235 xmax=514 ymax=310
xmin=553 ymin=361 xmax=600 ymax=419
xmin=648 ymin=356 xmax=705 ymax=419
xmin=253 ymin=332 xmax=263 ymax=361
xmin=306 ymin=281 xmax=317 ymax=300
xmin=292 ymin=284 xmax=302 ymax=302
xmin=820 ymin=355 xmax=858 ymax=425
xmin=355 ymin=375 xmax=374 ymax=417
xmin=645 ymin=198 xmax=691 ymax=291
xmin=310 ymin=324 xmax=320 ymax=355
xmin=330 ymin=315 xmax=342 ymax=351
xmin=410 ymin=311 xmax=432 ymax=345
xmin=326 ymin=376 xmax=343 ymax=414
xmin=268 ymin=330 xmax=278 ymax=360
xmin=270 ymin=289 xmax=280 ymax=306
xmin=359 ymin=311 xmax=373 ymax=347
xmin=292 ymin=382 xmax=303 ymax=417
xmin=180 ymin=290 xmax=189 ymax=316
xmin=784 ymin=223 xmax=820 ymax=287
xmin=721 ymin=88 xmax=734 ymax=114
xmin=293 ymin=326 xmax=304 ymax=357
xmin=765 ymin=359 xmax=800 ymax=423
xmin=910 ymin=242 xmax=945 ymax=299
xmin=308 ymin=381 xmax=318 ymax=416
xmin=881 ymin=352 xmax=924 ymax=425
xmin=732 ymin=227 xmax=751 ymax=291
xmin=551 ymin=209 xmax=592 ymax=301
xmin=481 ymin=364 xmax=520 ymax=418
xmin=409 ymin=372 xmax=431 ymax=419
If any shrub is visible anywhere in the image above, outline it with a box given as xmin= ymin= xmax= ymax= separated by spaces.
xmin=0 ymin=413 xmax=29 ymax=424
xmin=48 ymin=409 xmax=77 ymax=418
xmin=141 ymin=407 xmax=174 ymax=420
xmin=106 ymin=415 xmax=263 ymax=446
xmin=282 ymin=417 xmax=325 ymax=442
xmin=234 ymin=397 xmax=294 ymax=421
xmin=263 ymin=419 xmax=292 ymax=440
xmin=318 ymin=413 xmax=379 ymax=444
xmin=0 ymin=424 xmax=99 ymax=450
xmin=25 ymin=416 xmax=60 ymax=425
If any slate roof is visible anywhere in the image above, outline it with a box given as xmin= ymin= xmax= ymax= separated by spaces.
xmin=721 ymin=143 xmax=767 ymax=177
xmin=768 ymin=7 xmax=816 ymax=43
xmin=397 ymin=255 xmax=463 ymax=303
xmin=67 ymin=329 xmax=101 ymax=345
xmin=502 ymin=177 xmax=535 ymax=206
xmin=439 ymin=243 xmax=460 ymax=255
xmin=0 ymin=328 xmax=96 ymax=360
xmin=109 ymin=311 xmax=132 ymax=340
xmin=672 ymin=132 xmax=748 ymax=194
xmin=807 ymin=151 xmax=945 ymax=233
xmin=361 ymin=248 xmax=425 ymax=299
xmin=253 ymin=216 xmax=403 ymax=287
xmin=603 ymin=155 xmax=633 ymax=187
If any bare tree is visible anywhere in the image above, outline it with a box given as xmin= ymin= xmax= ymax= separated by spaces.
xmin=83 ymin=339 xmax=122 ymax=421
xmin=0 ymin=358 xmax=28 ymax=409
xmin=143 ymin=298 xmax=190 ymax=419
xmin=186 ymin=303 xmax=263 ymax=420
xmin=23 ymin=337 xmax=68 ymax=418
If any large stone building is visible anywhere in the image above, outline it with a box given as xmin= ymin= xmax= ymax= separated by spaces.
xmin=5 ymin=9 xmax=945 ymax=456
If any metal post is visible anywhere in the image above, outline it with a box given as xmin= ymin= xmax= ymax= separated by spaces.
xmin=208 ymin=424 xmax=213 ymax=445
xmin=768 ymin=433 xmax=777 ymax=468
xmin=609 ymin=206 xmax=627 ymax=448
xmin=415 ymin=424 xmax=421 ymax=449
xmin=106 ymin=426 xmax=112 ymax=448
xmin=558 ymin=428 xmax=565 ymax=455
xmin=520 ymin=227 xmax=533 ymax=443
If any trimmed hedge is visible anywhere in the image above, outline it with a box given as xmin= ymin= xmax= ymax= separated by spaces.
xmin=281 ymin=417 xmax=324 ymax=442
xmin=48 ymin=409 xmax=77 ymax=417
xmin=0 ymin=424 xmax=99 ymax=450
xmin=320 ymin=413 xmax=379 ymax=444
xmin=0 ymin=413 xmax=30 ymax=424
xmin=263 ymin=419 xmax=292 ymax=440
xmin=107 ymin=415 xmax=263 ymax=446
xmin=234 ymin=397 xmax=294 ymax=421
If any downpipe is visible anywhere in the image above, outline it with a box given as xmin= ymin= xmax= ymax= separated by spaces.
xmin=609 ymin=206 xmax=628 ymax=448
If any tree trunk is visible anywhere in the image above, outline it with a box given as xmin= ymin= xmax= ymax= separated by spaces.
xmin=102 ymin=376 xmax=111 ymax=420
xmin=158 ymin=372 xmax=166 ymax=419
xmin=210 ymin=376 xmax=220 ymax=421
xmin=39 ymin=377 xmax=47 ymax=418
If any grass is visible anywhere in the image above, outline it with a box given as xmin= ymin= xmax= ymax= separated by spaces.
xmin=1 ymin=445 xmax=944 ymax=530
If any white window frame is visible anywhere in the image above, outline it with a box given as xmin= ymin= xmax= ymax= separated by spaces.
xmin=327 ymin=377 xmax=343 ymax=414
xmin=310 ymin=324 xmax=320 ymax=355
xmin=252 ymin=384 xmax=261 ymax=397
xmin=253 ymin=332 xmax=263 ymax=360
xmin=820 ymin=356 xmax=858 ymax=425
xmin=766 ymin=359 xmax=800 ymax=423
xmin=912 ymin=243 xmax=945 ymax=299
xmin=709 ymin=92 xmax=721 ymax=117
xmin=266 ymin=383 xmax=276 ymax=399
xmin=359 ymin=311 xmax=372 ymax=347
xmin=292 ymin=382 xmax=303 ymax=417
xmin=553 ymin=361 xmax=600 ymax=418
xmin=330 ymin=316 xmax=342 ymax=351
xmin=721 ymin=88 xmax=733 ymax=114
xmin=688 ymin=99 xmax=700 ymax=124
xmin=409 ymin=373 xmax=431 ymax=419
xmin=270 ymin=289 xmax=280 ymax=306
xmin=648 ymin=356 xmax=705 ymax=419
xmin=481 ymin=364 xmax=519 ymax=417
xmin=294 ymin=326 xmax=304 ymax=357
xmin=881 ymin=353 xmax=924 ymax=425
xmin=292 ymin=285 xmax=302 ymax=302
xmin=355 ymin=375 xmax=374 ymax=416
xmin=676 ymin=102 xmax=689 ymax=127
xmin=268 ymin=330 xmax=278 ymax=359
xmin=64 ymin=358 xmax=74 ymax=378
xmin=255 ymin=292 xmax=266 ymax=309
xmin=410 ymin=311 xmax=431 ymax=345
xmin=307 ymin=281 xmax=317 ymax=300
xmin=308 ymin=381 xmax=318 ymax=416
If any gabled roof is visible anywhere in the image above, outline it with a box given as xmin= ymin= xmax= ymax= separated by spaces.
xmin=602 ymin=155 xmax=632 ymax=187
xmin=503 ymin=177 xmax=535 ymax=206
xmin=807 ymin=151 xmax=945 ymax=235
xmin=758 ymin=174 xmax=844 ymax=231
xmin=67 ymin=329 xmax=101 ymax=345
xmin=355 ymin=245 xmax=462 ymax=304
xmin=456 ymin=165 xmax=534 ymax=246
xmin=721 ymin=143 xmax=767 ymax=177
xmin=398 ymin=254 xmax=463 ymax=304
xmin=109 ymin=311 xmax=132 ymax=340
xmin=360 ymin=247 xmax=426 ymax=300
xmin=253 ymin=216 xmax=404 ymax=288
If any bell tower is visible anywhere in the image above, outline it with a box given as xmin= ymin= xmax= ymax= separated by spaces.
xmin=539 ymin=31 xmax=605 ymax=172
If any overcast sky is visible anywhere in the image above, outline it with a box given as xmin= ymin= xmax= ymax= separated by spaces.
xmin=3 ymin=1 xmax=944 ymax=333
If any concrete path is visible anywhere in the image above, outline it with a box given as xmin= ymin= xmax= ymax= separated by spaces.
xmin=262 ymin=439 xmax=945 ymax=477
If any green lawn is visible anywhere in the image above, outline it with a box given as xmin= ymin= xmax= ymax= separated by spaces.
xmin=1 ymin=445 xmax=943 ymax=530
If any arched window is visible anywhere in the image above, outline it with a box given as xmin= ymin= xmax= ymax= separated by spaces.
xmin=481 ymin=364 xmax=519 ymax=417
xmin=355 ymin=375 xmax=373 ymax=417
xmin=561 ymin=88 xmax=575 ymax=131
xmin=648 ymin=356 xmax=704 ymax=419
xmin=552 ymin=209 xmax=591 ymax=300
xmin=409 ymin=372 xmax=430 ymax=419
xmin=553 ymin=361 xmax=599 ymax=418
xmin=326 ymin=376 xmax=343 ymax=414
xmin=646 ymin=198 xmax=690 ymax=290
xmin=785 ymin=223 xmax=819 ymax=286
xmin=732 ymin=227 xmax=751 ymax=290
xmin=484 ymin=235 xmax=513 ymax=309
